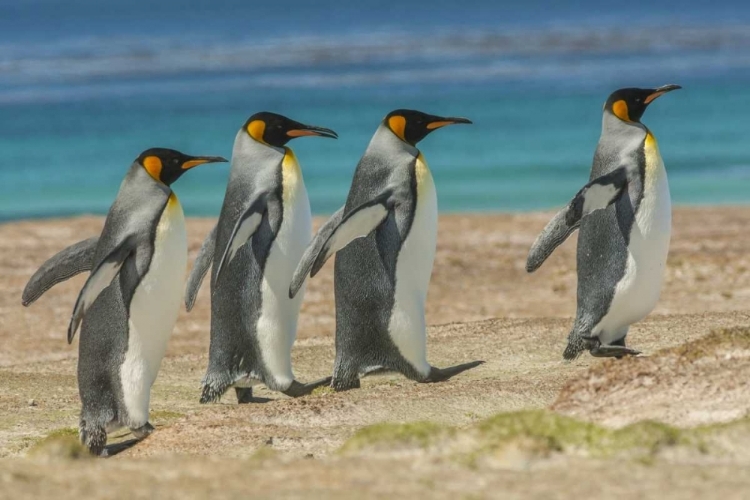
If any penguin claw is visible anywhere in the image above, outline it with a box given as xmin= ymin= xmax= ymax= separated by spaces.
xmin=424 ymin=360 xmax=484 ymax=383
xmin=282 ymin=377 xmax=333 ymax=398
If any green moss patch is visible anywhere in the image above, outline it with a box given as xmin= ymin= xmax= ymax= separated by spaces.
xmin=341 ymin=421 xmax=447 ymax=452
xmin=311 ymin=386 xmax=335 ymax=397
xmin=27 ymin=428 xmax=89 ymax=460
xmin=340 ymin=410 xmax=744 ymax=464
xmin=475 ymin=410 xmax=607 ymax=453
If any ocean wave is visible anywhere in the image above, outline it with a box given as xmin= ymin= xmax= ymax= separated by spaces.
xmin=2 ymin=50 xmax=750 ymax=104
xmin=1 ymin=24 xmax=750 ymax=85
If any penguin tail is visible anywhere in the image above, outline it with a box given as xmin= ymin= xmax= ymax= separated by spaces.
xmin=200 ymin=370 xmax=238 ymax=404
xmin=199 ymin=383 xmax=228 ymax=404
xmin=79 ymin=418 xmax=107 ymax=457
xmin=562 ymin=337 xmax=587 ymax=361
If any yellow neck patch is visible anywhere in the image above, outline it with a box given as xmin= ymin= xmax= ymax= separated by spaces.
xmin=388 ymin=115 xmax=406 ymax=141
xmin=142 ymin=156 xmax=163 ymax=182
xmin=643 ymin=132 xmax=663 ymax=190
xmin=415 ymin=152 xmax=434 ymax=197
xmin=282 ymin=147 xmax=301 ymax=203
xmin=247 ymin=119 xmax=267 ymax=144
xmin=612 ymin=100 xmax=631 ymax=122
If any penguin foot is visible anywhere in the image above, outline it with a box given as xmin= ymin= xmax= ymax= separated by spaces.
xmin=423 ymin=360 xmax=484 ymax=383
xmin=590 ymin=344 xmax=641 ymax=358
xmin=235 ymin=387 xmax=254 ymax=404
xmin=130 ymin=422 xmax=155 ymax=440
xmin=282 ymin=377 xmax=333 ymax=398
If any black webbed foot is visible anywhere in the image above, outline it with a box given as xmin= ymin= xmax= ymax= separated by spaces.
xmin=590 ymin=344 xmax=641 ymax=358
xmin=423 ymin=360 xmax=484 ymax=383
xmin=282 ymin=377 xmax=333 ymax=397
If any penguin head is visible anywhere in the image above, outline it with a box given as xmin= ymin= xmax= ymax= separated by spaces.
xmin=243 ymin=112 xmax=338 ymax=147
xmin=384 ymin=109 xmax=472 ymax=146
xmin=137 ymin=148 xmax=227 ymax=186
xmin=604 ymin=84 xmax=681 ymax=123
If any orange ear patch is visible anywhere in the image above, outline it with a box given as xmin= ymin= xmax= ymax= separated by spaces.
xmin=247 ymin=119 xmax=267 ymax=143
xmin=612 ymin=100 xmax=631 ymax=122
xmin=388 ymin=115 xmax=406 ymax=141
xmin=142 ymin=156 xmax=162 ymax=182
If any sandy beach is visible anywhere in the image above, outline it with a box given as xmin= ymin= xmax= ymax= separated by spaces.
xmin=1 ymin=207 xmax=750 ymax=499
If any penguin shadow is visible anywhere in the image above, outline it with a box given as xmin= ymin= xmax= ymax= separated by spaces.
xmin=101 ymin=424 xmax=166 ymax=457
xmin=102 ymin=438 xmax=141 ymax=457
xmin=234 ymin=387 xmax=273 ymax=404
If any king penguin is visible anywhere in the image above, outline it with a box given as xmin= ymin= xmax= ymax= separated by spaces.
xmin=289 ymin=109 xmax=482 ymax=391
xmin=185 ymin=112 xmax=337 ymax=404
xmin=526 ymin=84 xmax=681 ymax=359
xmin=22 ymin=148 xmax=226 ymax=455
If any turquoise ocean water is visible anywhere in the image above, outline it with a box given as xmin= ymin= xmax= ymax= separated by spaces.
xmin=0 ymin=0 xmax=749 ymax=219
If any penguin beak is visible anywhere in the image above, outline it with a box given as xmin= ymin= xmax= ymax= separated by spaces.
xmin=426 ymin=116 xmax=473 ymax=130
xmin=644 ymin=84 xmax=682 ymax=104
xmin=286 ymin=125 xmax=338 ymax=140
xmin=181 ymin=156 xmax=228 ymax=170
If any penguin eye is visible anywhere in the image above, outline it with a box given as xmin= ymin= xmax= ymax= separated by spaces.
xmin=173 ymin=158 xmax=179 ymax=164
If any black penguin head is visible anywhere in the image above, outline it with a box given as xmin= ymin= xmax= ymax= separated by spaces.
xmin=384 ymin=109 xmax=472 ymax=146
xmin=244 ymin=112 xmax=338 ymax=147
xmin=137 ymin=148 xmax=227 ymax=186
xmin=604 ymin=84 xmax=681 ymax=123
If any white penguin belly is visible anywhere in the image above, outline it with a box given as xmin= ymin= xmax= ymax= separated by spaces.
xmin=255 ymin=151 xmax=311 ymax=390
xmin=120 ymin=195 xmax=187 ymax=426
xmin=594 ymin=135 xmax=671 ymax=344
xmin=387 ymin=154 xmax=437 ymax=376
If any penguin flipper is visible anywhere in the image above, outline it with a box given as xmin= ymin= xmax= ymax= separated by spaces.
xmin=22 ymin=237 xmax=99 ymax=306
xmin=567 ymin=167 xmax=629 ymax=226
xmin=526 ymin=167 xmax=628 ymax=272
xmin=214 ymin=193 xmax=270 ymax=281
xmin=289 ymin=206 xmax=345 ymax=299
xmin=67 ymin=237 xmax=135 ymax=344
xmin=185 ymin=224 xmax=217 ymax=311
xmin=289 ymin=191 xmax=394 ymax=298
xmin=526 ymin=209 xmax=580 ymax=273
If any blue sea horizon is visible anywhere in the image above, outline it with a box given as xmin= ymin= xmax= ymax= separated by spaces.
xmin=1 ymin=0 xmax=749 ymax=220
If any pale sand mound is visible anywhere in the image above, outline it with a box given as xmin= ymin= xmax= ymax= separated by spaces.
xmin=552 ymin=326 xmax=750 ymax=427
